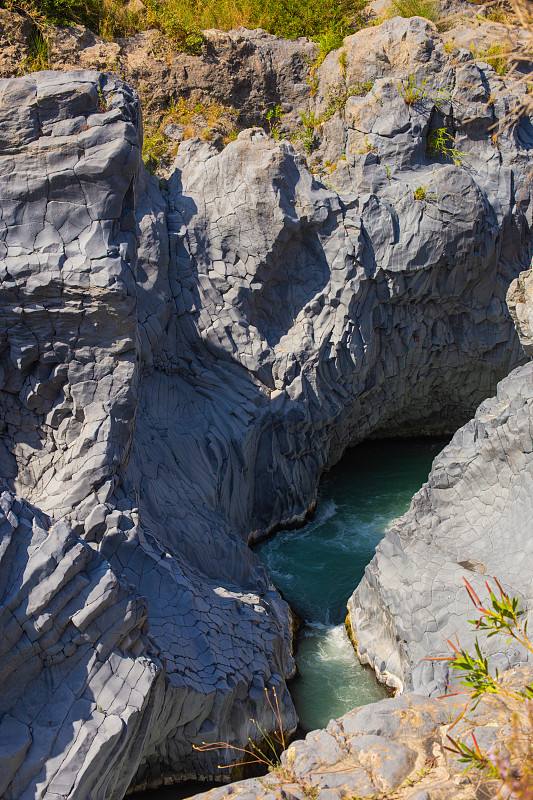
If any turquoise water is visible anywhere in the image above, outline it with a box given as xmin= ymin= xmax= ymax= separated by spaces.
xmin=255 ymin=437 xmax=447 ymax=731
xmin=134 ymin=438 xmax=445 ymax=797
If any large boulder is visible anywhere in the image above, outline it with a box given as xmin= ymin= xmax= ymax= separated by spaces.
xmin=348 ymin=356 xmax=533 ymax=694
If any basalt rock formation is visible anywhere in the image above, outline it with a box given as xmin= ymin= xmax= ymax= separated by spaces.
xmin=0 ymin=13 xmax=532 ymax=798
xmin=348 ymin=269 xmax=533 ymax=695
xmin=186 ymin=666 xmax=533 ymax=800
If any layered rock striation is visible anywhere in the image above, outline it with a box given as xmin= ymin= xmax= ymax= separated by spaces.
xmin=1 ymin=14 xmax=533 ymax=797
xmin=0 ymin=69 xmax=296 ymax=796
xmin=0 ymin=485 xmax=164 ymax=800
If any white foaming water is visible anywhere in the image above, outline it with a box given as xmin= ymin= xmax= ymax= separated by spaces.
xmin=254 ymin=438 xmax=446 ymax=730
xmin=290 ymin=624 xmax=387 ymax=731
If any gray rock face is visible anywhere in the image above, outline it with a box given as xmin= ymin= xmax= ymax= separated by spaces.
xmin=0 ymin=69 xmax=297 ymax=796
xmin=0 ymin=483 xmax=164 ymax=800
xmin=348 ymin=346 xmax=533 ymax=696
xmin=1 ymin=14 xmax=533 ymax=796
xmin=185 ymin=667 xmax=533 ymax=800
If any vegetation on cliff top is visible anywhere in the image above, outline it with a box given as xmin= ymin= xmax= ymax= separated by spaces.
xmin=1 ymin=0 xmax=368 ymax=53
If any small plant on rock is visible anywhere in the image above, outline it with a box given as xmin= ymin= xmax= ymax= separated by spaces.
xmin=142 ymin=126 xmax=167 ymax=174
xmin=299 ymin=110 xmax=319 ymax=153
xmin=483 ymin=3 xmax=512 ymax=24
xmin=193 ymin=686 xmax=289 ymax=774
xmin=435 ymin=578 xmax=533 ymax=798
xmin=266 ymin=105 xmax=284 ymax=139
xmin=357 ymin=137 xmax=377 ymax=154
xmin=352 ymin=80 xmax=374 ymax=96
xmin=470 ymin=42 xmax=511 ymax=76
xmin=338 ymin=48 xmax=348 ymax=77
xmin=427 ymin=126 xmax=467 ymax=165
xmin=398 ymin=73 xmax=429 ymax=106
xmin=25 ymin=27 xmax=49 ymax=71
xmin=413 ymin=184 xmax=437 ymax=201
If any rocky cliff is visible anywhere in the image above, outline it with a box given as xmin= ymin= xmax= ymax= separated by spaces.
xmin=348 ymin=354 xmax=533 ymax=695
xmin=347 ymin=265 xmax=533 ymax=696
xmin=0 ymin=13 xmax=532 ymax=798
xmin=185 ymin=666 xmax=533 ymax=800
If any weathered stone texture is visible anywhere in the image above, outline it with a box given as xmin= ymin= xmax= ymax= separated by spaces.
xmin=0 ymin=484 xmax=164 ymax=800
xmin=348 ymin=259 xmax=533 ymax=696
xmin=0 ymin=69 xmax=297 ymax=797
xmin=46 ymin=24 xmax=317 ymax=131
xmin=1 ymin=14 xmax=533 ymax=797
xmin=186 ymin=667 xmax=533 ymax=800
xmin=508 ymin=266 xmax=533 ymax=356
xmin=349 ymin=357 xmax=533 ymax=695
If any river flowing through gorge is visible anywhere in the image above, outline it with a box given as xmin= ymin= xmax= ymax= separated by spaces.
xmin=254 ymin=437 xmax=448 ymax=732
xmin=136 ymin=437 xmax=448 ymax=799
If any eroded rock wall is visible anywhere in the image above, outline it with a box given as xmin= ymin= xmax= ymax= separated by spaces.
xmin=0 ymin=484 xmax=164 ymax=800
xmin=0 ymin=70 xmax=297 ymax=797
xmin=1 ymin=15 xmax=533 ymax=797
xmin=348 ymin=267 xmax=533 ymax=695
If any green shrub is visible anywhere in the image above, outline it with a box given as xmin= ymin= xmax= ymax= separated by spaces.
xmin=413 ymin=184 xmax=437 ymax=201
xmin=426 ymin=126 xmax=467 ymax=165
xmin=388 ymin=0 xmax=439 ymax=23
xmin=266 ymin=104 xmax=284 ymax=138
xmin=439 ymin=578 xmax=533 ymax=798
xmin=317 ymin=29 xmax=346 ymax=62
xmin=0 ymin=0 xmax=102 ymax=27
xmin=3 ymin=0 xmax=369 ymax=51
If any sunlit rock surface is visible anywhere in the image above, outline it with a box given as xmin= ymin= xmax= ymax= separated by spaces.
xmin=1 ymin=13 xmax=533 ymax=795
xmin=186 ymin=667 xmax=533 ymax=800
xmin=0 ymin=71 xmax=296 ymax=797
xmin=348 ymin=269 xmax=533 ymax=695
xmin=0 ymin=484 xmax=164 ymax=800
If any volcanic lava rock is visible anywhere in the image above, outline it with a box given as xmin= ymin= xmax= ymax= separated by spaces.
xmin=1 ymin=13 xmax=532 ymax=795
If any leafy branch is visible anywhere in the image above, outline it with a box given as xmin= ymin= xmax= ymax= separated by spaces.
xmin=432 ymin=578 xmax=533 ymax=797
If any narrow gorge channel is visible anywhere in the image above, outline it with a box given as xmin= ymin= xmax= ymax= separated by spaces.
xmin=255 ymin=438 xmax=448 ymax=732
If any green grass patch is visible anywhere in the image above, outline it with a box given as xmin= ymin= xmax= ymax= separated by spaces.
xmin=388 ymin=0 xmax=439 ymax=23
xmin=470 ymin=42 xmax=511 ymax=75
xmin=2 ymin=0 xmax=369 ymax=52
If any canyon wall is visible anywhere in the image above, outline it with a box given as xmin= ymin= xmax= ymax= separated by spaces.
xmin=348 ymin=268 xmax=533 ymax=694
xmin=0 ymin=15 xmax=532 ymax=797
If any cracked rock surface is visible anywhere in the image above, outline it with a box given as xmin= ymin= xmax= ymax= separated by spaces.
xmin=348 ymin=269 xmax=533 ymax=695
xmin=186 ymin=667 xmax=533 ymax=800
xmin=0 ymin=13 xmax=533 ymax=798
xmin=0 ymin=483 xmax=164 ymax=800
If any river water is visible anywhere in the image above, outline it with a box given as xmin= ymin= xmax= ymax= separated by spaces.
xmin=254 ymin=437 xmax=446 ymax=731
xmin=135 ymin=437 xmax=445 ymax=797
